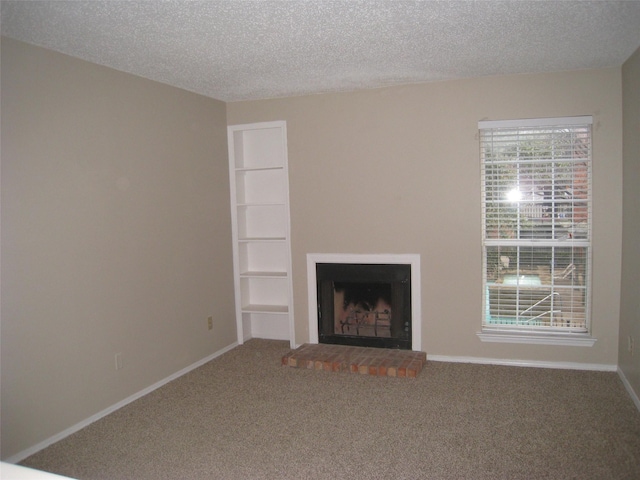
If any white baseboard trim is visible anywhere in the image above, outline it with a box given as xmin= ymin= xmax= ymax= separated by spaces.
xmin=4 ymin=342 xmax=239 ymax=465
xmin=617 ymin=367 xmax=640 ymax=412
xmin=427 ymin=354 xmax=618 ymax=372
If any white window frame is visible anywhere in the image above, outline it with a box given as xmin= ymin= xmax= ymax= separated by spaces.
xmin=477 ymin=116 xmax=595 ymax=347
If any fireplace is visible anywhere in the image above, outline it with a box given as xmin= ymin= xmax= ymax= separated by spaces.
xmin=316 ymin=263 xmax=411 ymax=349
xmin=307 ymin=254 xmax=421 ymax=351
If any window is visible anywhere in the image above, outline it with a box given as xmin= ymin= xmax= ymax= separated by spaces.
xmin=479 ymin=117 xmax=592 ymax=340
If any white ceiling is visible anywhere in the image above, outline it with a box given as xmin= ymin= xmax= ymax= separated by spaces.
xmin=2 ymin=0 xmax=640 ymax=102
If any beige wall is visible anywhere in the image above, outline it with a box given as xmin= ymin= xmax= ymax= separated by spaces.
xmin=0 ymin=38 xmax=237 ymax=459
xmin=620 ymin=46 xmax=640 ymax=400
xmin=228 ymin=68 xmax=623 ymax=366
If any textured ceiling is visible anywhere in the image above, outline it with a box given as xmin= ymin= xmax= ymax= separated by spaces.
xmin=2 ymin=0 xmax=640 ymax=102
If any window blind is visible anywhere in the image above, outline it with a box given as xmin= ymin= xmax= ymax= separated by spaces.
xmin=480 ymin=117 xmax=592 ymax=332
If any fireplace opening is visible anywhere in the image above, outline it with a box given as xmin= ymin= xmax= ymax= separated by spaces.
xmin=316 ymin=263 xmax=411 ymax=350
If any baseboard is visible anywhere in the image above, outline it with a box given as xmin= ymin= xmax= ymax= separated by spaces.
xmin=4 ymin=342 xmax=239 ymax=465
xmin=427 ymin=354 xmax=618 ymax=372
xmin=617 ymin=367 xmax=640 ymax=412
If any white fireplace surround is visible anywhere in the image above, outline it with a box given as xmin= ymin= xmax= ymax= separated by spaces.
xmin=307 ymin=253 xmax=421 ymax=351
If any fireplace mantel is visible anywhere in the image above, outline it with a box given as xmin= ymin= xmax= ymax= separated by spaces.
xmin=307 ymin=253 xmax=421 ymax=351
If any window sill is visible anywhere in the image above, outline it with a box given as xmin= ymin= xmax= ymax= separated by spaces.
xmin=477 ymin=330 xmax=596 ymax=347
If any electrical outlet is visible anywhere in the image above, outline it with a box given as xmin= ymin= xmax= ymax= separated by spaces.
xmin=208 ymin=316 xmax=213 ymax=330
xmin=115 ymin=353 xmax=123 ymax=370
xmin=629 ymin=336 xmax=634 ymax=356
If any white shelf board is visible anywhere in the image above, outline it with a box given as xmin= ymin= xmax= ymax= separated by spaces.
xmin=237 ymin=202 xmax=286 ymax=207
xmin=235 ymin=165 xmax=284 ymax=172
xmin=238 ymin=237 xmax=287 ymax=242
xmin=240 ymin=271 xmax=287 ymax=278
xmin=242 ymin=304 xmax=289 ymax=314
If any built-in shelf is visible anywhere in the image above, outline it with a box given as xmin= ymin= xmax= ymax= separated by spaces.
xmin=228 ymin=121 xmax=294 ymax=345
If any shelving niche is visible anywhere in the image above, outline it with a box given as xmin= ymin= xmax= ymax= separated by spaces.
xmin=228 ymin=121 xmax=294 ymax=345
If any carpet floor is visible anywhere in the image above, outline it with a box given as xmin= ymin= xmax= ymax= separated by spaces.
xmin=20 ymin=339 xmax=640 ymax=480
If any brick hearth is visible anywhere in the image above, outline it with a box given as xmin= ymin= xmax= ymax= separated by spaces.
xmin=282 ymin=343 xmax=426 ymax=378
